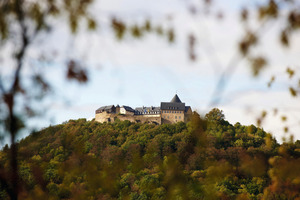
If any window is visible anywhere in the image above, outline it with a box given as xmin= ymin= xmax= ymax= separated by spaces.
xmin=179 ymin=116 xmax=181 ymax=119
xmin=167 ymin=116 xmax=169 ymax=119
xmin=175 ymin=116 xmax=177 ymax=119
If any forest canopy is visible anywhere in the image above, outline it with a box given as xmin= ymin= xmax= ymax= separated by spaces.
xmin=1 ymin=110 xmax=299 ymax=199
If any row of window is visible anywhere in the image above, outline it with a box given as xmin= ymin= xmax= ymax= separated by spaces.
xmin=163 ymin=110 xmax=182 ymax=113
xmin=168 ymin=107 xmax=179 ymax=109
xmin=164 ymin=116 xmax=181 ymax=119
xmin=135 ymin=111 xmax=161 ymax=115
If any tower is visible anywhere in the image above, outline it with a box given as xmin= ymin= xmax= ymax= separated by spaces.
xmin=160 ymin=94 xmax=188 ymax=124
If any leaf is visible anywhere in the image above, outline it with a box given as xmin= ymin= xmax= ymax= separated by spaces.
xmin=280 ymin=30 xmax=289 ymax=46
xmin=289 ymin=87 xmax=297 ymax=97
xmin=250 ymin=57 xmax=267 ymax=76
xmin=67 ymin=60 xmax=88 ymax=83
xmin=131 ymin=25 xmax=142 ymax=38
xmin=239 ymin=32 xmax=257 ymax=56
xmin=258 ymin=0 xmax=278 ymax=20
xmin=286 ymin=67 xmax=295 ymax=79
xmin=241 ymin=8 xmax=248 ymax=21
xmin=261 ymin=110 xmax=267 ymax=118
xmin=167 ymin=28 xmax=175 ymax=43
xmin=188 ymin=34 xmax=196 ymax=61
xmin=143 ymin=20 xmax=151 ymax=32
xmin=87 ymin=18 xmax=97 ymax=30
xmin=288 ymin=11 xmax=300 ymax=29
xmin=281 ymin=116 xmax=287 ymax=122
xmin=69 ymin=14 xmax=78 ymax=33
xmin=256 ymin=118 xmax=262 ymax=127
xmin=111 ymin=18 xmax=126 ymax=40
xmin=267 ymin=76 xmax=275 ymax=87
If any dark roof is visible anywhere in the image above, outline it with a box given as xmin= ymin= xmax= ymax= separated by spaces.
xmin=185 ymin=106 xmax=191 ymax=112
xmin=96 ymin=105 xmax=114 ymax=111
xmin=161 ymin=102 xmax=185 ymax=111
xmin=135 ymin=106 xmax=161 ymax=112
xmin=122 ymin=105 xmax=135 ymax=112
xmin=96 ymin=105 xmax=116 ymax=113
xmin=170 ymin=94 xmax=182 ymax=103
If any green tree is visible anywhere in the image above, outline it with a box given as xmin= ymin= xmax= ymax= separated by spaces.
xmin=205 ymin=108 xmax=225 ymax=122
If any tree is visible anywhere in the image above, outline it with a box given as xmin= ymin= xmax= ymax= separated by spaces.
xmin=0 ymin=0 xmax=95 ymax=199
xmin=205 ymin=108 xmax=225 ymax=122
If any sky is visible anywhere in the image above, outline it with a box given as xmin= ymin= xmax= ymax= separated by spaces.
xmin=1 ymin=0 xmax=300 ymax=144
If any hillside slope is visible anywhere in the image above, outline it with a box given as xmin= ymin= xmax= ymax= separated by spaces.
xmin=1 ymin=111 xmax=300 ymax=199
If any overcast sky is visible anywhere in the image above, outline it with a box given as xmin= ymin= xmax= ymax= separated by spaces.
xmin=1 ymin=0 xmax=300 ymax=144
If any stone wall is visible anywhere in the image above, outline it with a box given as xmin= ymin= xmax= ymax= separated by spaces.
xmin=161 ymin=110 xmax=185 ymax=124
xmin=95 ymin=112 xmax=161 ymax=124
xmin=135 ymin=115 xmax=161 ymax=124
xmin=95 ymin=112 xmax=117 ymax=123
xmin=96 ymin=110 xmax=192 ymax=125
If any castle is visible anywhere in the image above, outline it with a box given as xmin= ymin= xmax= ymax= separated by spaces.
xmin=95 ymin=94 xmax=192 ymax=124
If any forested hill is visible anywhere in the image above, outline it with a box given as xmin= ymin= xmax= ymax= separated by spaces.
xmin=1 ymin=110 xmax=300 ymax=199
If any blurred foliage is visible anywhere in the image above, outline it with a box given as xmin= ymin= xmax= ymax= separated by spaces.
xmin=1 ymin=0 xmax=300 ymax=199
xmin=0 ymin=111 xmax=299 ymax=199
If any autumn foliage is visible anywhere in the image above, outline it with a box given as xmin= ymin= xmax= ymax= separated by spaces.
xmin=0 ymin=110 xmax=300 ymax=199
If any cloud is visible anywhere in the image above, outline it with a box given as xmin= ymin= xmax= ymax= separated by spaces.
xmin=218 ymin=90 xmax=300 ymax=142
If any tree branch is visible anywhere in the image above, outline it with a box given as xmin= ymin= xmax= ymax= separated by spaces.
xmin=5 ymin=0 xmax=30 ymax=199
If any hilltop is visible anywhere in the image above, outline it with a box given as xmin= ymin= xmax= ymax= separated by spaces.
xmin=0 ymin=109 xmax=300 ymax=199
